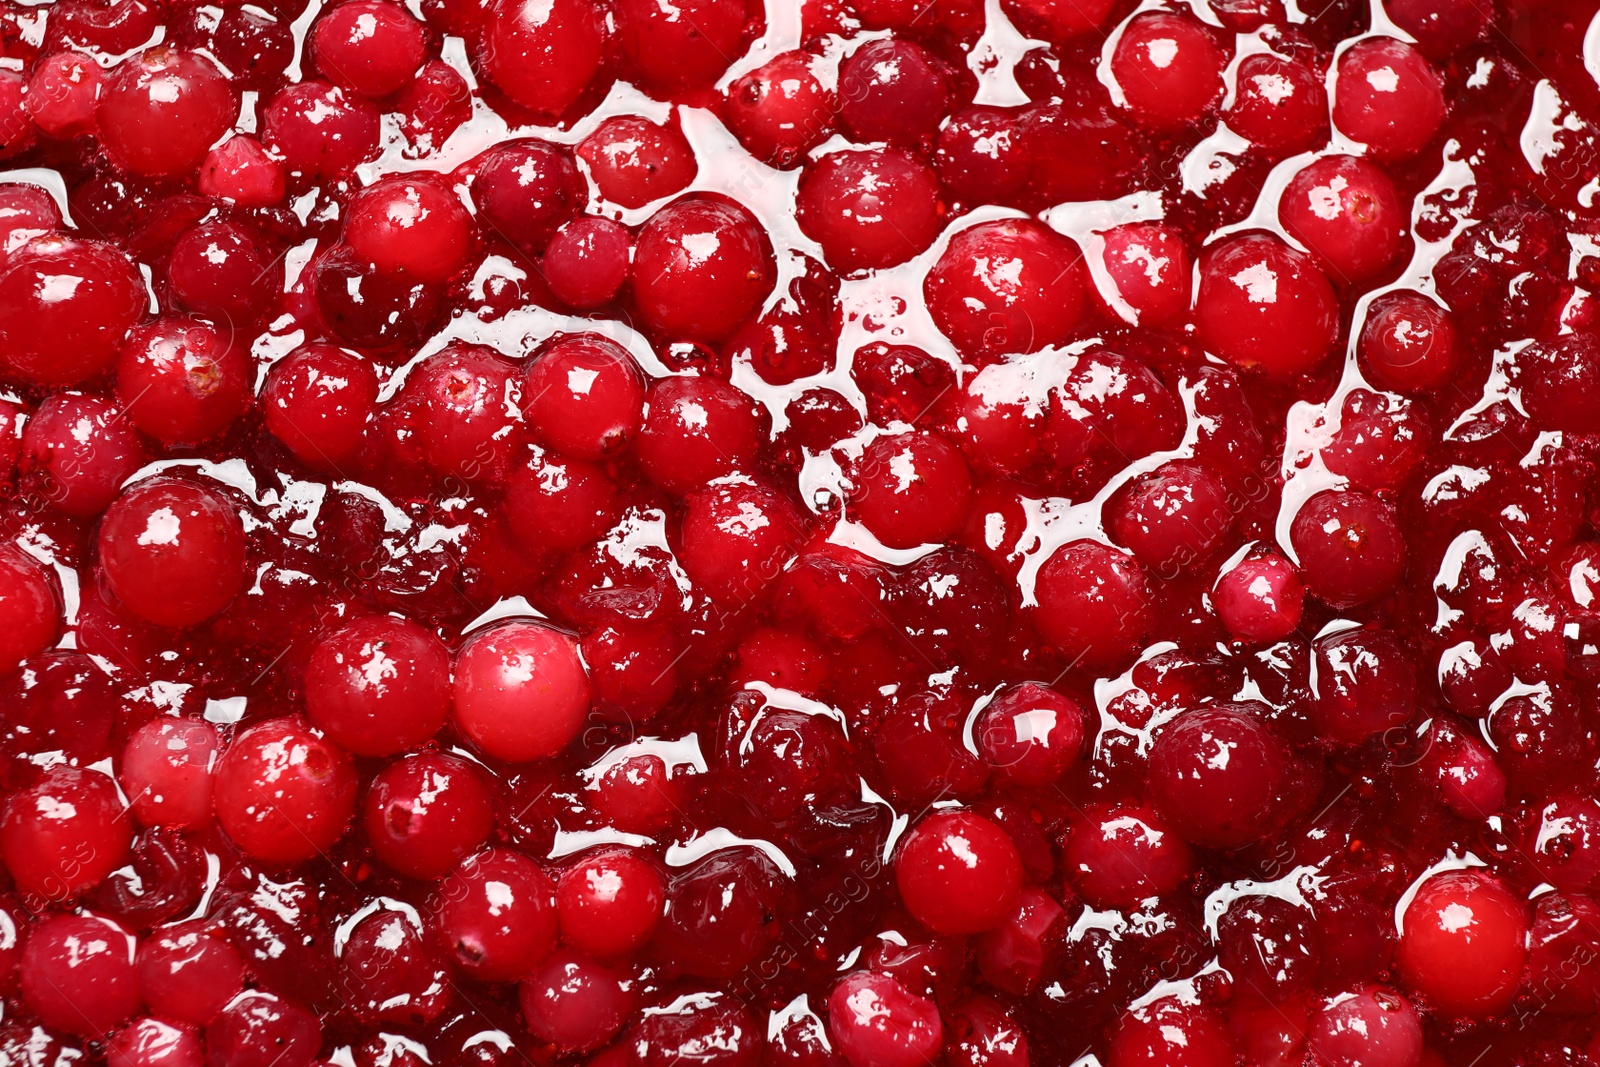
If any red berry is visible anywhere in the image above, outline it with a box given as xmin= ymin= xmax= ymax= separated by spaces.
xmin=0 ymin=235 xmax=145 ymax=386
xmin=432 ymin=848 xmax=556 ymax=981
xmin=1063 ymin=802 xmax=1194 ymax=910
xmin=120 ymin=717 xmax=222 ymax=829
xmin=1397 ymin=870 xmax=1527 ymax=1017
xmin=837 ymin=38 xmax=949 ymax=146
xmin=924 ymin=219 xmax=1087 ymax=359
xmin=1213 ymin=553 xmax=1304 ymax=643
xmin=522 ymin=333 xmax=645 ymax=460
xmin=635 ymin=375 xmax=764 ymax=494
xmin=166 ymin=220 xmax=281 ymax=324
xmin=975 ymin=682 xmax=1086 ymax=786
xmin=1224 ymin=53 xmax=1328 ymax=153
xmin=1110 ymin=12 xmax=1226 ymax=129
xmin=722 ymin=51 xmax=835 ymax=168
xmin=542 ymin=217 xmax=631 ymax=309
xmin=852 ymin=431 xmax=972 ymax=549
xmin=98 ymin=477 xmax=247 ymax=629
xmin=1147 ymin=704 xmax=1294 ymax=848
xmin=305 ymin=614 xmax=451 ymax=756
xmin=1290 ymin=489 xmax=1406 ymax=607
xmin=477 ymin=0 xmax=603 ymax=117
xmin=1358 ymin=290 xmax=1458 ymax=393
xmin=1032 ymin=539 xmax=1153 ymax=668
xmin=363 ymin=751 xmax=495 ymax=880
xmin=577 ymin=116 xmax=696 ymax=209
xmin=556 ymin=848 xmax=666 ymax=959
xmin=1000 ymin=0 xmax=1114 ymax=41
xmin=678 ymin=477 xmax=807 ymax=602
xmin=199 ymin=135 xmax=287 ymax=206
xmin=1195 ymin=233 xmax=1338 ymax=376
xmin=311 ymin=0 xmax=427 ymax=98
xmin=109 ymin=1018 xmax=204 ymax=1067
xmin=452 ymin=620 xmax=592 ymax=762
xmin=1279 ymin=155 xmax=1407 ymax=284
xmin=613 ymin=0 xmax=748 ymax=95
xmin=212 ymin=717 xmax=358 ymax=864
xmin=828 ymin=972 xmax=944 ymax=1067
xmin=1096 ymin=222 xmax=1191 ymax=326
xmin=25 ymin=51 xmax=103 ymax=137
xmin=1333 ymin=38 xmax=1444 ymax=159
xmin=797 ymin=148 xmax=944 ymax=273
xmin=263 ymin=81 xmax=380 ymax=178
xmin=345 ymin=176 xmax=475 ymax=285
xmin=22 ymin=912 xmax=139 ymax=1037
xmin=1107 ymin=1000 xmax=1235 ymax=1067
xmin=1 ymin=765 xmax=131 ymax=900
xmin=136 ymin=921 xmax=244 ymax=1026
xmin=519 ymin=950 xmax=633 ymax=1052
xmin=115 ymin=316 xmax=252 ymax=445
xmin=0 ymin=544 xmax=60 ymax=674
xmin=633 ymin=198 xmax=775 ymax=343
xmin=895 ymin=810 xmax=1023 ymax=935
xmin=204 ymin=993 xmax=321 ymax=1067
xmin=98 ymin=49 xmax=237 ymax=177
xmin=261 ymin=343 xmax=379 ymax=470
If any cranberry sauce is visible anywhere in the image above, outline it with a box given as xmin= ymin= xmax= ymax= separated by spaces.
xmin=0 ymin=0 xmax=1596 ymax=1065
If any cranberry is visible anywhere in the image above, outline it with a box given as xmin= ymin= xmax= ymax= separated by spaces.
xmin=0 ymin=236 xmax=144 ymax=386
xmin=851 ymin=432 xmax=972 ymax=549
xmin=310 ymin=0 xmax=427 ymax=98
xmin=200 ymin=136 xmax=287 ymax=206
xmin=1096 ymin=222 xmax=1191 ymax=326
xmin=625 ymin=994 xmax=761 ymax=1066
xmin=212 ymin=717 xmax=358 ymax=864
xmin=340 ymin=907 xmax=453 ymax=1026
xmin=21 ymin=912 xmax=138 ymax=1037
xmin=924 ymin=219 xmax=1087 ymax=359
xmin=109 ymin=1018 xmax=203 ymax=1067
xmin=263 ymin=81 xmax=380 ymax=178
xmin=166 ymin=220 xmax=280 ymax=325
xmin=836 ymin=38 xmax=949 ymax=146
xmin=935 ymin=108 xmax=1026 ymax=207
xmin=98 ymin=478 xmax=246 ymax=629
xmin=432 ymin=848 xmax=556 ymax=981
xmin=396 ymin=60 xmax=472 ymax=150
xmin=261 ymin=343 xmax=379 ymax=470
xmin=896 ymin=810 xmax=1022 ymax=935
xmin=1032 ymin=539 xmax=1153 ymax=669
xmin=503 ymin=448 xmax=622 ymax=556
xmin=1311 ymin=627 xmax=1416 ymax=743
xmin=1213 ymin=553 xmax=1304 ymax=644
xmin=1062 ymin=802 xmax=1193 ymax=910
xmin=1105 ymin=461 xmax=1233 ymax=575
xmin=542 ymin=217 xmax=631 ymax=309
xmin=577 ymin=117 xmax=697 ymax=209
xmin=394 ymin=344 xmax=521 ymax=486
xmin=976 ymin=682 xmax=1085 ymax=786
xmin=0 ymin=184 xmax=63 ymax=256
xmin=304 ymin=614 xmax=451 ymax=756
xmin=613 ymin=0 xmax=748 ymax=95
xmin=1397 ymin=869 xmax=1527 ymax=1018
xmin=98 ymin=49 xmax=237 ymax=177
xmin=828 ymin=972 xmax=944 ymax=1067
xmin=204 ymin=993 xmax=321 ymax=1067
xmin=522 ymin=334 xmax=645 ymax=460
xmin=652 ymin=849 xmax=784 ymax=977
xmin=1148 ymin=704 xmax=1296 ymax=848
xmin=1519 ymin=333 xmax=1600 ymax=435
xmin=453 ymin=620 xmax=591 ymax=762
xmin=0 ymin=545 xmax=60 ymax=674
xmin=363 ymin=751 xmax=495 ymax=880
xmin=1290 ymin=490 xmax=1407 ymax=607
xmin=1420 ymin=714 xmax=1504 ymax=818
xmin=25 ymin=52 xmax=103 ymax=137
xmin=519 ymin=950 xmax=632 ymax=1052
xmin=1110 ymin=12 xmax=1226 ymax=129
xmin=633 ymin=198 xmax=775 ymax=342
xmin=120 ymin=717 xmax=222 ymax=829
xmin=476 ymin=0 xmax=602 ymax=117
xmin=797 ymin=149 xmax=943 ymax=273
xmin=1279 ymin=155 xmax=1407 ymax=285
xmin=678 ymin=477 xmax=806 ymax=602
xmin=115 ymin=317 xmax=252 ymax=445
xmin=1332 ymin=38 xmax=1444 ymax=159
xmin=345 ymin=176 xmax=475 ymax=285
xmin=1107 ymin=999 xmax=1235 ymax=1067
xmin=1195 ymin=233 xmax=1338 ymax=377
xmin=1000 ymin=0 xmax=1113 ymax=39
xmin=1387 ymin=0 xmax=1491 ymax=56
xmin=136 ymin=922 xmax=244 ymax=1026
xmin=1224 ymin=53 xmax=1329 ymax=153
xmin=1217 ymin=895 xmax=1319 ymax=1002
xmin=635 ymin=375 xmax=764 ymax=493
xmin=942 ymin=997 xmax=1028 ymax=1067
xmin=722 ymin=52 xmax=834 ymax=168
xmin=1 ymin=765 xmax=131 ymax=900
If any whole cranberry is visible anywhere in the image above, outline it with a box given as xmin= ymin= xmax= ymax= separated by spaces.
xmin=652 ymin=850 xmax=785 ymax=977
xmin=1213 ymin=553 xmax=1304 ymax=643
xmin=556 ymin=849 xmax=666 ymax=959
xmin=1107 ymin=999 xmax=1235 ymax=1067
xmin=613 ymin=0 xmax=747 ymax=95
xmin=115 ymin=317 xmax=252 ymax=445
xmin=1105 ymin=461 xmax=1233 ymax=574
xmin=263 ymin=81 xmax=381 ymax=178
xmin=722 ymin=51 xmax=834 ymax=168
xmin=212 ymin=717 xmax=358 ymax=864
xmin=120 ymin=717 xmax=222 ymax=829
xmin=0 ymin=544 xmax=60 ymax=675
xmin=22 ymin=912 xmax=138 ymax=1037
xmin=305 ymin=614 xmax=451 ymax=756
xmin=200 ymin=135 xmax=287 ymax=206
xmin=678 ymin=477 xmax=806 ymax=602
xmin=1332 ymin=37 xmax=1444 ymax=159
xmin=1195 ymin=233 xmax=1338 ymax=376
xmin=1 ymin=765 xmax=131 ymax=900
xmin=453 ymin=620 xmax=592 ymax=762
xmin=837 ymin=38 xmax=949 ymax=146
xmin=98 ymin=48 xmax=237 ymax=177
xmin=519 ymin=950 xmax=633 ymax=1052
xmin=340 ymin=908 xmax=453 ymax=1026
xmin=204 ymin=992 xmax=321 ymax=1067
xmin=432 ymin=848 xmax=556 ymax=981
xmin=0 ymin=184 xmax=63 ymax=256
xmin=626 ymin=994 xmax=762 ymax=1066
xmin=1387 ymin=0 xmax=1491 ymax=56
xmin=635 ymin=375 xmax=764 ymax=494
xmin=503 ymin=449 xmax=621 ymax=556
xmin=26 ymin=52 xmax=103 ymax=137
xmin=98 ymin=478 xmax=247 ymax=629
xmin=476 ymin=0 xmax=603 ymax=117
xmin=397 ymin=60 xmax=472 ymax=149
xmin=1397 ymin=870 xmax=1527 ymax=1018
xmin=935 ymin=107 xmax=1026 ymax=207
xmin=1358 ymin=290 xmax=1458 ymax=393
xmin=0 ymin=236 xmax=144 ymax=386
xmin=1096 ymin=222 xmax=1191 ymax=326
xmin=1032 ymin=539 xmax=1153 ymax=669
xmin=394 ymin=343 xmax=521 ymax=487
xmin=1279 ymin=155 xmax=1407 ymax=284
xmin=852 ymin=432 xmax=972 ymax=549
xmin=345 ymin=176 xmax=475 ymax=285
xmin=798 ymin=149 xmax=944 ymax=273
xmin=542 ymin=217 xmax=631 ymax=309
xmin=522 ymin=334 xmax=645 ymax=460
xmin=1311 ymin=627 xmax=1416 ymax=743
xmin=136 ymin=922 xmax=244 ymax=1026
xmin=999 ymin=0 xmax=1113 ymax=39
xmin=633 ymin=198 xmax=775 ymax=343
xmin=976 ymin=682 xmax=1086 ymax=786
xmin=578 ymin=116 xmax=697 ymax=209
xmin=1110 ymin=12 xmax=1225 ymax=129
xmin=896 ymin=810 xmax=1022 ymax=935
xmin=310 ymin=0 xmax=426 ymax=98
xmin=1147 ymin=704 xmax=1293 ymax=848
xmin=261 ymin=343 xmax=379 ymax=470
xmin=942 ymin=996 xmax=1028 ymax=1067
xmin=1063 ymin=802 xmax=1193 ymax=910
xmin=924 ymin=219 xmax=1087 ymax=359
xmin=109 ymin=1018 xmax=203 ymax=1067
xmin=1225 ymin=53 xmax=1328 ymax=153
xmin=363 ymin=751 xmax=495 ymax=880
xmin=1290 ymin=489 xmax=1406 ymax=607
xmin=828 ymin=972 xmax=944 ymax=1067
xmin=167 ymin=220 xmax=280 ymax=324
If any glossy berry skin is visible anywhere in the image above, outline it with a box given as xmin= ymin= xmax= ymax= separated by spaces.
xmin=204 ymin=992 xmax=321 ymax=1067
xmin=310 ymin=0 xmax=426 ymax=98
xmin=120 ymin=717 xmax=222 ymax=829
xmin=542 ymin=217 xmax=631 ymax=309
xmin=1290 ymin=490 xmax=1406 ymax=607
xmin=0 ymin=236 xmax=145 ymax=386
xmin=1107 ymin=1000 xmax=1235 ymax=1067
xmin=1032 ymin=540 xmax=1153 ymax=669
xmin=895 ymin=811 xmax=1023 ymax=935
xmin=678 ymin=477 xmax=806 ymax=602
xmin=578 ymin=117 xmax=696 ymax=209
xmin=1333 ymin=37 xmax=1444 ymax=160
xmin=1194 ymin=233 xmax=1338 ymax=376
xmin=432 ymin=848 xmax=557 ymax=981
xmin=166 ymin=220 xmax=280 ymax=325
xmin=1397 ymin=870 xmax=1528 ymax=1018
xmin=852 ymin=432 xmax=972 ymax=549
xmin=1213 ymin=553 xmax=1304 ymax=643
xmin=1 ymin=765 xmax=131 ymax=900
xmin=25 ymin=52 xmax=102 ymax=138
xmin=635 ymin=375 xmax=764 ymax=494
xmin=722 ymin=51 xmax=834 ymax=168
xmin=522 ymin=334 xmax=645 ymax=460
xmin=1096 ymin=222 xmax=1191 ymax=326
xmin=476 ymin=0 xmax=604 ymax=117
xmin=21 ymin=912 xmax=138 ymax=1037
xmin=98 ymin=49 xmax=237 ymax=177
xmin=556 ymin=849 xmax=667 ymax=959
xmin=452 ymin=620 xmax=592 ymax=763
xmin=212 ymin=717 xmax=358 ymax=864
xmin=1063 ymin=802 xmax=1194 ymax=910
xmin=304 ymin=614 xmax=451 ymax=757
xmin=837 ymin=38 xmax=949 ymax=147
xmin=200 ymin=135 xmax=287 ymax=206
xmin=363 ymin=751 xmax=495 ymax=880
xmin=109 ymin=1018 xmax=203 ymax=1067
xmin=797 ymin=149 xmax=943 ymax=273
xmin=261 ymin=343 xmax=379 ymax=470
xmin=519 ymin=951 xmax=633 ymax=1052
xmin=1110 ymin=12 xmax=1226 ymax=129
xmin=1225 ymin=53 xmax=1329 ymax=153
xmin=613 ymin=0 xmax=747 ymax=95
xmin=1105 ymin=460 xmax=1232 ymax=574
xmin=976 ymin=682 xmax=1086 ymax=786
xmin=828 ymin=972 xmax=944 ymax=1067
xmin=136 ymin=922 xmax=245 ymax=1026
xmin=1279 ymin=155 xmax=1407 ymax=284
xmin=924 ymin=219 xmax=1087 ymax=360
xmin=0 ymin=544 xmax=60 ymax=675
xmin=632 ymin=198 xmax=775 ymax=343
xmin=263 ymin=81 xmax=381 ymax=178
xmin=345 ymin=177 xmax=474 ymax=285
xmin=116 ymin=317 xmax=252 ymax=446
xmin=1308 ymin=986 xmax=1424 ymax=1067
xmin=503 ymin=449 xmax=621 ymax=556
xmin=98 ymin=478 xmax=247 ymax=630
xmin=1146 ymin=704 xmax=1292 ymax=848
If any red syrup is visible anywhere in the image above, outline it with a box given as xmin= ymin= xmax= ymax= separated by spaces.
xmin=0 ymin=0 xmax=1595 ymax=1065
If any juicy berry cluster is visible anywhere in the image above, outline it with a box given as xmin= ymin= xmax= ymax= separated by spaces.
xmin=0 ymin=0 xmax=1595 ymax=1065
